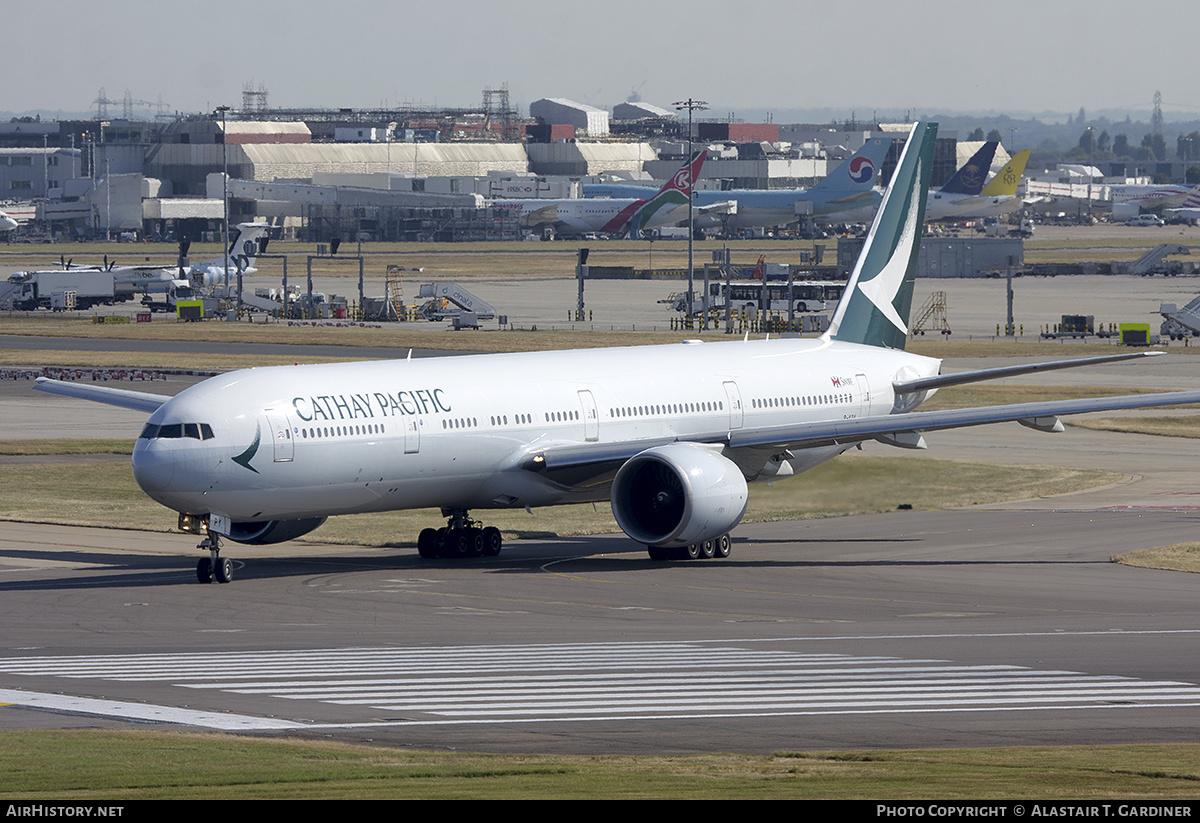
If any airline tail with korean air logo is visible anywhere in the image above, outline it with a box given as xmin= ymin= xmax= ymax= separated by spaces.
xmin=826 ymin=122 xmax=937 ymax=351
xmin=807 ymin=136 xmax=892 ymax=196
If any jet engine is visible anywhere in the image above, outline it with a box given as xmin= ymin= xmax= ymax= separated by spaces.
xmin=611 ymin=444 xmax=748 ymax=548
xmin=225 ymin=517 xmax=328 ymax=545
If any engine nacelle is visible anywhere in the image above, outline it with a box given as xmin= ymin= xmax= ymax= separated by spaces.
xmin=225 ymin=517 xmax=327 ymax=545
xmin=611 ymin=444 xmax=748 ymax=548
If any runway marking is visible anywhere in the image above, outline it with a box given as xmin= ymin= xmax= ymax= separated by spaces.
xmin=0 ymin=688 xmax=304 ymax=730
xmin=2 ymin=642 xmax=1199 ymax=730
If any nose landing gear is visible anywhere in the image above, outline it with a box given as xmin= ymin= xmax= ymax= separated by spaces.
xmin=196 ymin=532 xmax=233 ymax=583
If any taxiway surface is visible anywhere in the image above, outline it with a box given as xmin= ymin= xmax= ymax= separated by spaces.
xmin=1 ymin=508 xmax=1199 ymax=754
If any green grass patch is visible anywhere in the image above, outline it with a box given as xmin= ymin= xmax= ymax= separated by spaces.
xmin=0 ymin=439 xmax=132 ymax=455
xmin=1070 ymin=415 xmax=1200 ymax=439
xmin=1114 ymin=544 xmax=1200 ymax=574
xmin=1 ymin=731 xmax=1198 ymax=799
xmin=920 ymin=383 xmax=1149 ymax=411
xmin=0 ymin=452 xmax=1118 ymax=545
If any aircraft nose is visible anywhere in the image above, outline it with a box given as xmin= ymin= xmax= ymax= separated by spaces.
xmin=131 ymin=442 xmax=175 ymax=496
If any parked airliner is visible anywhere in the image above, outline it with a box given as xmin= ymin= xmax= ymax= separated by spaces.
xmin=492 ymin=153 xmax=703 ymax=238
xmin=34 ymin=123 xmax=1200 ymax=584
xmin=924 ymin=141 xmax=999 ymax=221
xmin=930 ymin=149 xmax=1032 ymax=222
xmin=585 ymin=137 xmax=894 ymax=231
xmin=0 ymin=210 xmax=17 ymax=233
xmin=57 ymin=223 xmax=271 ymax=290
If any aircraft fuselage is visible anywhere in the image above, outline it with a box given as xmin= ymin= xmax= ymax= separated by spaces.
xmin=131 ymin=337 xmax=939 ymax=524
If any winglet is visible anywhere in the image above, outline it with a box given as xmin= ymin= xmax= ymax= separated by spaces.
xmin=826 ymin=122 xmax=937 ymax=351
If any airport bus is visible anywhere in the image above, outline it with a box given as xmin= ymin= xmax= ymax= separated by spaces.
xmin=672 ymin=280 xmax=845 ymax=315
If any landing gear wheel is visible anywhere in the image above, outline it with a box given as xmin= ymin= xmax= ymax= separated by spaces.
xmin=715 ymin=533 xmax=731 ymax=558
xmin=196 ymin=557 xmax=213 ymax=583
xmin=482 ymin=526 xmax=503 ymax=557
xmin=214 ymin=556 xmax=233 ymax=584
xmin=466 ymin=527 xmax=485 ymax=557
xmin=445 ymin=529 xmax=470 ymax=558
xmin=422 ymin=511 xmax=502 ymax=561
xmin=681 ymin=543 xmax=701 ymax=560
xmin=417 ymin=528 xmax=440 ymax=559
xmin=700 ymin=539 xmax=716 ymax=559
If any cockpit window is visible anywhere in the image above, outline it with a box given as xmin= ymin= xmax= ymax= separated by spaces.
xmin=139 ymin=422 xmax=214 ymax=441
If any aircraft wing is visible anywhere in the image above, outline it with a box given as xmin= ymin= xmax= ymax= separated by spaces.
xmin=727 ymin=389 xmax=1200 ymax=452
xmin=33 ymin=377 xmax=171 ymax=413
xmin=527 ymin=388 xmax=1200 ymax=482
xmin=693 ymin=200 xmax=738 ymax=217
xmin=892 ymin=351 xmax=1164 ymax=394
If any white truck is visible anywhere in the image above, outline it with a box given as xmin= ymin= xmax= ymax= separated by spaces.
xmin=8 ymin=270 xmax=126 ymax=311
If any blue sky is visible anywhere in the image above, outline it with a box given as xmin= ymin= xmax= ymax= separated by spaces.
xmin=9 ymin=0 xmax=1198 ymax=122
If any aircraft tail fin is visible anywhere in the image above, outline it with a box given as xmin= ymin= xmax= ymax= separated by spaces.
xmin=192 ymin=222 xmax=270 ymax=286
xmin=980 ymin=149 xmax=1031 ymax=197
xmin=826 ymin=122 xmax=937 ymax=351
xmin=807 ymin=137 xmax=892 ymax=195
xmin=1175 ymin=184 xmax=1200 ymax=210
xmin=624 ymin=151 xmax=705 ymax=238
xmin=939 ymin=141 xmax=998 ymax=196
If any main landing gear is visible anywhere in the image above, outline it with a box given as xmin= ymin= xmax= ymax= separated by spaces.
xmin=417 ymin=508 xmax=503 ymax=560
xmin=647 ymin=533 xmax=732 ymax=561
xmin=196 ymin=532 xmax=234 ymax=583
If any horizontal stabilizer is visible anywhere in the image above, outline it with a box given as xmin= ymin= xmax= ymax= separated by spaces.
xmin=33 ymin=377 xmax=170 ymax=413
xmin=892 ymin=351 xmax=1165 ymax=394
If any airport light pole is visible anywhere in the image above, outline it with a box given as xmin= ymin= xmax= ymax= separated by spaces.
xmin=674 ymin=98 xmax=707 ymax=326
xmin=216 ymin=105 xmax=232 ymax=308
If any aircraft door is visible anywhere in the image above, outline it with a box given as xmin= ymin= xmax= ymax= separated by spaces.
xmin=403 ymin=417 xmax=420 ymax=454
xmin=264 ymin=410 xmax=294 ymax=462
xmin=723 ymin=381 xmax=743 ymax=429
xmin=578 ymin=390 xmax=599 ymax=441
xmin=856 ymin=373 xmax=870 ymax=418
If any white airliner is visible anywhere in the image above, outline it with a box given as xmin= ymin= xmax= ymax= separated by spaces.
xmin=0 ymin=210 xmax=17 ymax=233
xmin=1165 ymin=186 xmax=1200 ymax=222
xmin=931 ymin=149 xmax=1033 ymax=222
xmin=34 ymin=123 xmax=1200 ymax=584
xmin=59 ymin=223 xmax=271 ymax=289
xmin=493 ymin=153 xmax=703 ymax=238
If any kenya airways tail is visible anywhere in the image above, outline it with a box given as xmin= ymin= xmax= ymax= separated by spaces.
xmin=617 ymin=151 xmax=706 ymax=238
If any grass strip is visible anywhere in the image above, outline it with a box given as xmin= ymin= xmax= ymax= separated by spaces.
xmin=1114 ymin=544 xmax=1200 ymax=574
xmin=0 ymin=731 xmax=1198 ymax=799
xmin=1070 ymin=416 xmax=1200 ymax=439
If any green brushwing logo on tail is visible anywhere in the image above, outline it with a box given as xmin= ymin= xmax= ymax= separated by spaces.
xmin=828 ymin=122 xmax=938 ymax=351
